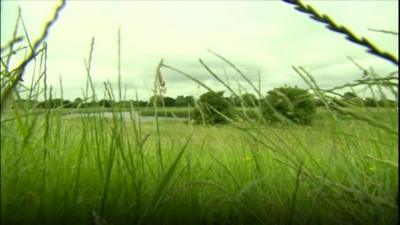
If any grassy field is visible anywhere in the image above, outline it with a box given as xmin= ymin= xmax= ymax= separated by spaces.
xmin=1 ymin=106 xmax=398 ymax=225
xmin=1 ymin=1 xmax=398 ymax=224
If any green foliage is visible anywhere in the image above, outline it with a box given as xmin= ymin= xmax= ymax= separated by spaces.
xmin=163 ymin=96 xmax=176 ymax=107
xmin=340 ymin=92 xmax=364 ymax=107
xmin=361 ymin=97 xmax=397 ymax=108
xmin=36 ymin=98 xmax=72 ymax=108
xmin=175 ymin=95 xmax=195 ymax=107
xmin=227 ymin=93 xmax=258 ymax=107
xmin=241 ymin=93 xmax=258 ymax=107
xmin=343 ymin=92 xmax=358 ymax=99
xmin=364 ymin=97 xmax=378 ymax=107
xmin=229 ymin=93 xmax=258 ymax=107
xmin=314 ymin=98 xmax=324 ymax=107
xmin=99 ymin=99 xmax=112 ymax=108
xmin=184 ymin=96 xmax=195 ymax=106
xmin=149 ymin=95 xmax=164 ymax=107
xmin=191 ymin=91 xmax=234 ymax=124
xmin=377 ymin=99 xmax=397 ymax=107
xmin=260 ymin=86 xmax=316 ymax=125
xmin=345 ymin=97 xmax=364 ymax=107
xmin=72 ymin=97 xmax=83 ymax=108
xmin=229 ymin=95 xmax=242 ymax=107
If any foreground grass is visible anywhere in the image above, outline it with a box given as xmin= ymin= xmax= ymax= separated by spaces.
xmin=1 ymin=108 xmax=398 ymax=225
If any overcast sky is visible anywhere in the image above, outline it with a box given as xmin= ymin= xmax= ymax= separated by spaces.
xmin=1 ymin=0 xmax=398 ymax=101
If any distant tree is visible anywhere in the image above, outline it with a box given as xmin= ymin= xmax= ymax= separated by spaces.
xmin=314 ymin=98 xmax=324 ymax=107
xmin=341 ymin=92 xmax=363 ymax=106
xmin=115 ymin=100 xmax=128 ymax=108
xmin=36 ymin=101 xmax=45 ymax=108
xmin=163 ymin=96 xmax=176 ymax=107
xmin=260 ymin=86 xmax=316 ymax=125
xmin=241 ymin=93 xmax=258 ymax=107
xmin=38 ymin=98 xmax=66 ymax=108
xmin=175 ymin=95 xmax=185 ymax=107
xmin=15 ymin=99 xmax=41 ymax=108
xmin=364 ymin=97 xmax=377 ymax=107
xmin=343 ymin=92 xmax=358 ymax=99
xmin=72 ymin=97 xmax=83 ymax=108
xmin=191 ymin=91 xmax=234 ymax=124
xmin=175 ymin=95 xmax=195 ymax=107
xmin=62 ymin=100 xmax=72 ymax=108
xmin=99 ymin=99 xmax=111 ymax=108
xmin=184 ymin=96 xmax=195 ymax=107
xmin=138 ymin=100 xmax=148 ymax=107
xmin=377 ymin=99 xmax=397 ymax=107
xmin=123 ymin=100 xmax=135 ymax=107
xmin=149 ymin=95 xmax=164 ymax=107
xmin=89 ymin=100 xmax=98 ymax=108
xmin=228 ymin=95 xmax=241 ymax=107
xmin=330 ymin=97 xmax=346 ymax=107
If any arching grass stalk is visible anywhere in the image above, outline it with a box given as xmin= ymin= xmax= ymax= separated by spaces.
xmin=292 ymin=66 xmax=336 ymax=117
xmin=282 ymin=0 xmax=398 ymax=65
xmin=368 ymin=28 xmax=398 ymax=36
xmin=199 ymin=59 xmax=236 ymax=95
xmin=161 ymin=64 xmax=215 ymax=93
xmin=154 ymin=59 xmax=165 ymax=172
xmin=0 ymin=0 xmax=67 ymax=114
xmin=293 ymin=65 xmax=397 ymax=135
xmin=84 ymin=37 xmax=97 ymax=102
xmin=206 ymin=49 xmax=293 ymax=124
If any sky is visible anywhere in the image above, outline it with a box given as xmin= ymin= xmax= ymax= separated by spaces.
xmin=1 ymin=0 xmax=398 ymax=101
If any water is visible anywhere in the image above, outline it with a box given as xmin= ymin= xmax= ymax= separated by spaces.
xmin=65 ymin=111 xmax=187 ymax=123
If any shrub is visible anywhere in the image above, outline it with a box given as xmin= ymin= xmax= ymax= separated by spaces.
xmin=99 ymin=99 xmax=111 ymax=108
xmin=175 ymin=95 xmax=195 ymax=107
xmin=260 ymin=86 xmax=316 ymax=125
xmin=163 ymin=96 xmax=176 ymax=107
xmin=377 ymin=99 xmax=397 ymax=107
xmin=241 ymin=93 xmax=258 ymax=107
xmin=149 ymin=95 xmax=164 ymax=107
xmin=314 ymin=98 xmax=324 ymax=107
xmin=341 ymin=92 xmax=364 ymax=107
xmin=191 ymin=91 xmax=235 ymax=125
xmin=228 ymin=95 xmax=241 ymax=107
xmin=364 ymin=97 xmax=377 ymax=107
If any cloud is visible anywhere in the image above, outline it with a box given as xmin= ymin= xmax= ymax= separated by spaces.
xmin=1 ymin=1 xmax=398 ymax=101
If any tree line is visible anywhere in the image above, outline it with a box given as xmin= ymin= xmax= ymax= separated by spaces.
xmin=12 ymin=91 xmax=396 ymax=109
xmin=12 ymin=95 xmax=196 ymax=109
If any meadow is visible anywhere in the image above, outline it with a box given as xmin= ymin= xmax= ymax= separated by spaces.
xmin=1 ymin=105 xmax=398 ymax=225
xmin=1 ymin=1 xmax=398 ymax=225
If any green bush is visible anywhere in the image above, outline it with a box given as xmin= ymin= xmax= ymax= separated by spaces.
xmin=260 ymin=86 xmax=316 ymax=125
xmin=175 ymin=95 xmax=195 ymax=107
xmin=364 ymin=97 xmax=377 ymax=107
xmin=241 ymin=93 xmax=258 ymax=107
xmin=341 ymin=92 xmax=364 ymax=107
xmin=149 ymin=95 xmax=164 ymax=107
xmin=163 ymin=96 xmax=176 ymax=107
xmin=191 ymin=91 xmax=235 ymax=125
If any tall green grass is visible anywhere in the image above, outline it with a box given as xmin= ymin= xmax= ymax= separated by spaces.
xmin=1 ymin=1 xmax=398 ymax=225
xmin=1 ymin=112 xmax=397 ymax=225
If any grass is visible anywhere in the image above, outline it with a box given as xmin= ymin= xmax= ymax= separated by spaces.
xmin=1 ymin=1 xmax=398 ymax=224
xmin=0 ymin=107 xmax=398 ymax=225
